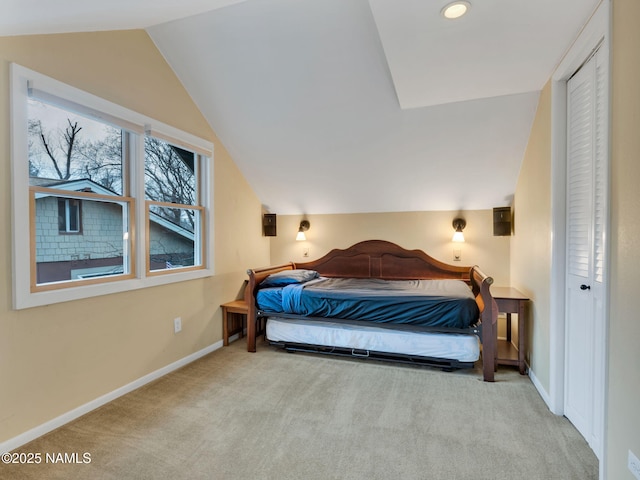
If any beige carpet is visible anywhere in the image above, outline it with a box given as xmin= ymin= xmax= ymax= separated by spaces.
xmin=1 ymin=340 xmax=598 ymax=480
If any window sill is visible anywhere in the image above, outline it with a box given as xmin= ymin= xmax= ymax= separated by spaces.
xmin=13 ymin=268 xmax=214 ymax=310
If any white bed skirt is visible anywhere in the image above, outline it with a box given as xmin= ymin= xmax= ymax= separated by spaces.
xmin=266 ymin=317 xmax=480 ymax=363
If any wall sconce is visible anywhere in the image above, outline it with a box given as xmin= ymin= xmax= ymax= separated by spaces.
xmin=451 ymin=218 xmax=465 ymax=261
xmin=296 ymin=220 xmax=310 ymax=241
xmin=452 ymin=218 xmax=466 ymax=243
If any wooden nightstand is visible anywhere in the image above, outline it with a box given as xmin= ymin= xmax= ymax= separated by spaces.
xmin=491 ymin=287 xmax=529 ymax=375
xmin=221 ymin=300 xmax=249 ymax=346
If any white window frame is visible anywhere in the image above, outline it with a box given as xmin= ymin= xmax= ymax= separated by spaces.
xmin=10 ymin=64 xmax=214 ymax=309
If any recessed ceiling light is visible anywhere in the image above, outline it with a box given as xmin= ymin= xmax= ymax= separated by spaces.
xmin=441 ymin=1 xmax=471 ymax=20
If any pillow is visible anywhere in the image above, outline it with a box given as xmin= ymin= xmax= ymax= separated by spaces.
xmin=260 ymin=269 xmax=319 ymax=287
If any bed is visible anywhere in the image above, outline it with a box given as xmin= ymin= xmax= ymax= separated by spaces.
xmin=245 ymin=240 xmax=498 ymax=382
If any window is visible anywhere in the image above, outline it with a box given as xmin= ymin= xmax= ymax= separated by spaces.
xmin=27 ymin=95 xmax=132 ymax=288
xmin=58 ymin=198 xmax=82 ymax=233
xmin=144 ymin=136 xmax=205 ymax=275
xmin=10 ymin=64 xmax=214 ymax=308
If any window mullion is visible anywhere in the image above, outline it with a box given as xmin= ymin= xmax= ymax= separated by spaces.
xmin=131 ymin=133 xmax=147 ymax=280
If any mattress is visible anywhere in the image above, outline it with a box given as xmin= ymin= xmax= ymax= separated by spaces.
xmin=257 ymin=277 xmax=480 ymax=329
xmin=265 ymin=316 xmax=480 ymax=363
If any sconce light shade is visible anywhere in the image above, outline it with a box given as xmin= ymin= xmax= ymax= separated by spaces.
xmin=452 ymin=218 xmax=466 ymax=242
xmin=296 ymin=220 xmax=310 ymax=241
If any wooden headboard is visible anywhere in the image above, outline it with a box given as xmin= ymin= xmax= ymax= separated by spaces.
xmin=245 ymin=240 xmax=472 ymax=301
xmin=293 ymin=240 xmax=470 ymax=280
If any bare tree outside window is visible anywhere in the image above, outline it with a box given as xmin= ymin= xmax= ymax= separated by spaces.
xmin=144 ymin=136 xmax=196 ymax=231
xmin=144 ymin=136 xmax=200 ymax=271
xmin=27 ymin=99 xmax=198 ymax=213
xmin=28 ymin=98 xmax=123 ymax=195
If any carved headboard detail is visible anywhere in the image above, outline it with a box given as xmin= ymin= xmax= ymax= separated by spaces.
xmin=293 ymin=240 xmax=470 ymax=280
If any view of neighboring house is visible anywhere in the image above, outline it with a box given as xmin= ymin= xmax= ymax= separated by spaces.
xmin=33 ymin=178 xmax=195 ymax=284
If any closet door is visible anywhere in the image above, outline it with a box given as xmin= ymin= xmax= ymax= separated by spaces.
xmin=564 ymin=44 xmax=608 ymax=459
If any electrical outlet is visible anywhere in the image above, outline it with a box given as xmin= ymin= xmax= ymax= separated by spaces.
xmin=453 ymin=248 xmax=462 ymax=261
xmin=174 ymin=317 xmax=182 ymax=334
xmin=303 ymin=247 xmax=309 ymax=258
xmin=629 ymin=450 xmax=640 ymax=480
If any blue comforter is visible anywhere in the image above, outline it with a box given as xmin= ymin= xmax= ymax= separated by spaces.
xmin=256 ymin=277 xmax=479 ymax=329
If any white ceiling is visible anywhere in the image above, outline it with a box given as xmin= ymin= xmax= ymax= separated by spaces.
xmin=3 ymin=0 xmax=601 ymax=215
xmin=1 ymin=0 xmax=248 ymax=35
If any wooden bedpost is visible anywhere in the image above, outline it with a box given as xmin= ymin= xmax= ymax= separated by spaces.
xmin=245 ymin=263 xmax=295 ymax=352
xmin=246 ymin=269 xmax=258 ymax=352
xmin=471 ymin=266 xmax=496 ymax=382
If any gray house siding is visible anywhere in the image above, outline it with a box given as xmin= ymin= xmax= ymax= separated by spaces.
xmin=34 ymin=195 xmax=194 ymax=283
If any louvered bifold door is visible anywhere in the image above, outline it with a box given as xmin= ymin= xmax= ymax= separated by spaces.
xmin=564 ymin=44 xmax=608 ymax=459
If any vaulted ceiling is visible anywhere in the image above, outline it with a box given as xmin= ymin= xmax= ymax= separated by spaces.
xmin=3 ymin=0 xmax=601 ymax=214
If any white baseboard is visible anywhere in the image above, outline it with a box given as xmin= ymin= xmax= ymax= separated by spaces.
xmin=0 ymin=340 xmax=223 ymax=454
xmin=528 ymin=366 xmax=554 ymax=412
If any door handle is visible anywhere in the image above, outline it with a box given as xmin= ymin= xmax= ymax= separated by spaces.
xmin=580 ymin=284 xmax=591 ymax=290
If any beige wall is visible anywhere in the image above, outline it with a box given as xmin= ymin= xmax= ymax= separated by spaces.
xmin=510 ymin=81 xmax=552 ymax=388
xmin=607 ymin=0 xmax=640 ymax=477
xmin=270 ymin=210 xmax=511 ymax=286
xmin=0 ymin=31 xmax=269 ymax=443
